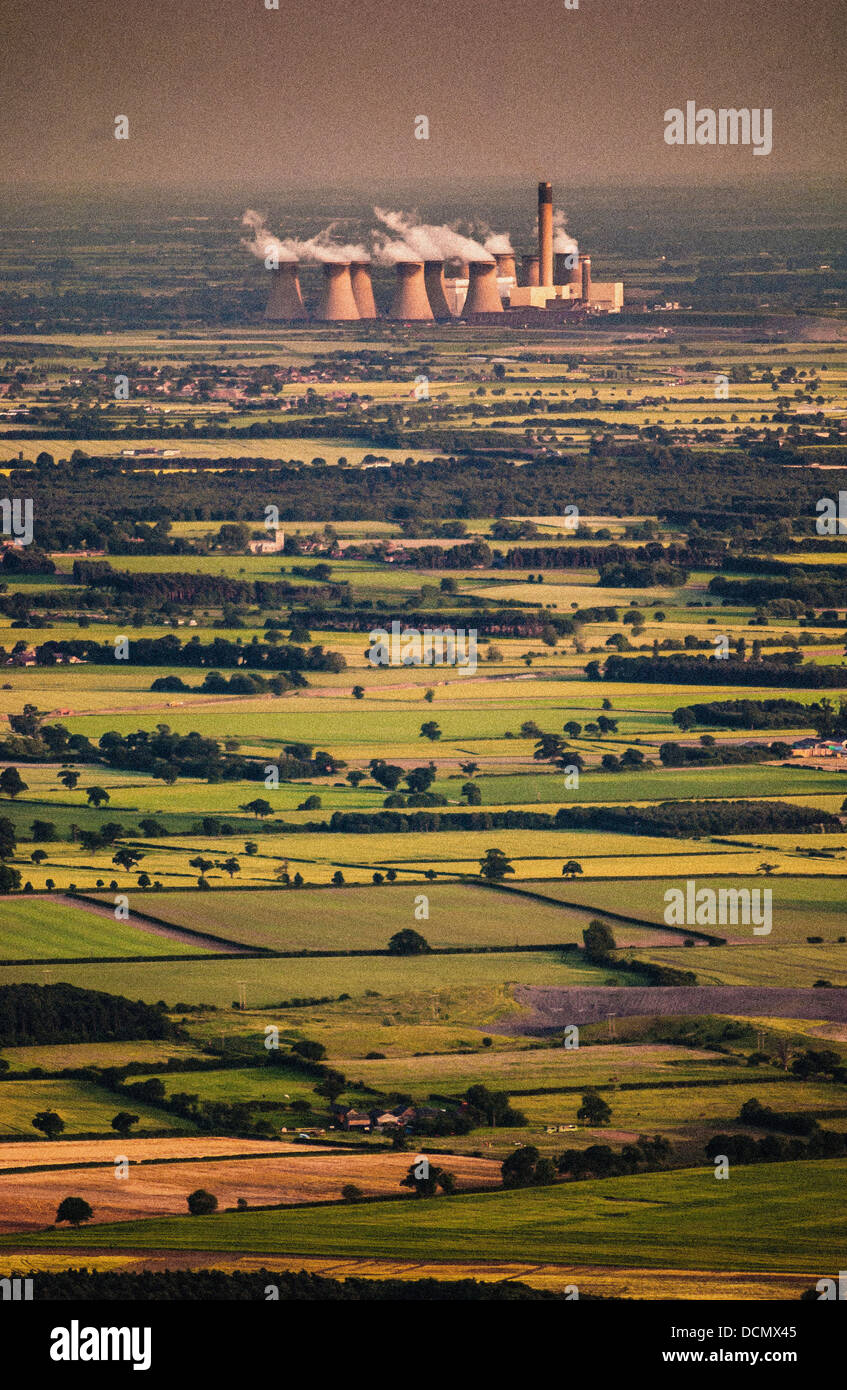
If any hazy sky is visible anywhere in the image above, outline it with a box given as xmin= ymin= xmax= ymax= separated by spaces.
xmin=2 ymin=0 xmax=844 ymax=189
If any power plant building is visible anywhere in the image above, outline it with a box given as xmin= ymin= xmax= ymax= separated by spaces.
xmin=260 ymin=181 xmax=623 ymax=323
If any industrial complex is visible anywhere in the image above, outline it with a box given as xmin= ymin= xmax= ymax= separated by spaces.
xmin=257 ymin=182 xmax=624 ymax=325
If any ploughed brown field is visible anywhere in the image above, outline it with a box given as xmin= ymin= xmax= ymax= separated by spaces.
xmin=0 ymin=1150 xmax=502 ymax=1232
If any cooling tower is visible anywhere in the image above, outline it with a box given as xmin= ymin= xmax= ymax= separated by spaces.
xmin=461 ymin=261 xmax=503 ymax=316
xmin=424 ymin=261 xmax=453 ymax=318
xmin=264 ymin=262 xmax=308 ymax=320
xmin=494 ymin=252 xmax=517 ymax=280
xmin=350 ymin=261 xmax=378 ymax=318
xmin=520 ymin=253 xmax=540 ymax=286
xmin=580 ymin=254 xmax=592 ymax=301
xmin=538 ymin=181 xmax=554 ymax=286
xmin=316 ymin=263 xmax=360 ymax=321
xmin=388 ymin=262 xmax=434 ymax=320
xmin=555 ymin=251 xmax=579 ymax=285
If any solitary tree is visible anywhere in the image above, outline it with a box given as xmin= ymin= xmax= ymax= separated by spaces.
xmin=187 ymin=1188 xmax=218 ymax=1215
xmin=420 ymin=720 xmax=441 ymax=741
xmin=478 ymin=848 xmax=514 ymax=881
xmin=400 ymin=1161 xmax=455 ymax=1198
xmin=111 ymin=1111 xmax=140 ymax=1138
xmin=577 ymin=1089 xmax=612 ymax=1126
xmin=562 ymin=860 xmax=583 ymax=879
xmin=58 ymin=768 xmax=80 ymax=791
xmin=32 ymin=1110 xmax=65 ymax=1140
xmin=583 ymin=919 xmax=616 ymax=961
xmin=388 ymin=928 xmax=431 ymax=956
xmin=215 ymin=857 xmax=241 ymax=879
xmin=0 ymin=767 xmax=27 ymax=800
xmin=112 ymin=848 xmax=144 ymax=872
xmin=86 ymin=786 xmax=110 ymax=807
xmin=55 ymin=1196 xmax=93 ymax=1227
xmin=240 ymin=798 xmax=273 ymax=819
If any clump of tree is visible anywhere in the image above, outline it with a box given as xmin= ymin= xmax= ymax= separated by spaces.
xmin=501 ymin=1145 xmax=556 ymax=1189
xmin=187 ymin=1188 xmax=218 ymax=1215
xmin=387 ymin=929 xmax=431 ymax=956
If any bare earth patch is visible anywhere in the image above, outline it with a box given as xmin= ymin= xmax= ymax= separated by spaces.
xmin=496 ymin=985 xmax=847 ymax=1034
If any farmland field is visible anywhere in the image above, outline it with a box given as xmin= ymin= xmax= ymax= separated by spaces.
xmin=0 ymin=898 xmax=209 ymax=960
xmin=111 ymin=883 xmax=673 ymax=952
xmin=0 ymin=1150 xmax=502 ymax=1233
xmin=0 ymin=300 xmax=845 ymax=1309
xmin=14 ymin=1160 xmax=844 ymax=1275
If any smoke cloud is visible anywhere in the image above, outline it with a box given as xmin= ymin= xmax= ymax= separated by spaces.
xmin=552 ymin=210 xmax=578 ymax=255
xmin=483 ymin=231 xmax=514 ymax=254
xmin=373 ymin=208 xmax=494 ymax=264
xmin=241 ymin=210 xmax=368 ymax=264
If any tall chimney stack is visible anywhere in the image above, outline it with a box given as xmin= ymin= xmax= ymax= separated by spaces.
xmin=388 ymin=262 xmax=434 ymax=320
xmin=520 ymin=253 xmax=540 ymax=286
xmin=265 ymin=262 xmax=308 ymax=320
xmin=350 ymin=261 xmax=378 ymax=319
xmin=538 ymin=181 xmax=554 ymax=287
xmin=316 ymin=263 xmax=360 ymax=320
xmin=580 ymin=253 xmax=592 ymax=302
xmin=461 ymin=261 xmax=503 ymax=316
xmin=494 ymin=252 xmax=517 ymax=281
xmin=424 ymin=260 xmax=453 ymax=318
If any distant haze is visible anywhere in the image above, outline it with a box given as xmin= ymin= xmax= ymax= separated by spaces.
xmin=2 ymin=0 xmax=844 ymax=190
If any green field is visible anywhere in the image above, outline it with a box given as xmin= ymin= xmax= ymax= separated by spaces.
xmin=14 ymin=1160 xmax=843 ymax=1273
xmin=0 ymin=899 xmax=206 ymax=961
xmin=633 ymin=943 xmax=847 ymax=988
xmin=0 ymin=1078 xmax=195 ymax=1137
xmin=330 ymin=1043 xmax=768 ymax=1095
xmin=528 ymin=876 xmax=847 ymax=943
xmin=0 ymin=948 xmax=624 ymax=1009
xmin=114 ymin=883 xmax=665 ymax=952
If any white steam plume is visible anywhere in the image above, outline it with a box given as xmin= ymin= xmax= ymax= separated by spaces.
xmin=241 ymin=210 xmax=368 ymax=264
xmin=374 ymin=208 xmax=494 ymax=264
xmin=552 ymin=210 xmax=578 ymax=255
xmin=370 ymin=232 xmax=422 ymax=266
xmin=472 ymin=220 xmax=514 ymax=255
xmin=532 ymin=209 xmax=579 ymax=255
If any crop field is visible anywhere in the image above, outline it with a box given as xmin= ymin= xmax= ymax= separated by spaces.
xmin=14 ymin=1160 xmax=844 ymax=1274
xmin=632 ymin=944 xmax=847 ymax=988
xmin=0 ymin=1150 xmax=503 ymax=1234
xmin=0 ymin=1079 xmax=196 ymax=1137
xmin=0 ymin=314 xmax=845 ymax=1303
xmin=0 ymin=1137 xmax=316 ymax=1171
xmin=529 ymin=876 xmax=847 ymax=942
xmin=0 ymin=948 xmax=625 ymax=1009
xmin=0 ymin=898 xmax=207 ymax=961
xmin=112 ymin=883 xmax=670 ymax=952
xmin=0 ymin=1040 xmax=209 ymax=1074
xmin=330 ymin=1042 xmax=749 ymax=1094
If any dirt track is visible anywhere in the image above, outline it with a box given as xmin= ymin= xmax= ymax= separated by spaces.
xmin=498 ymin=984 xmax=847 ymax=1034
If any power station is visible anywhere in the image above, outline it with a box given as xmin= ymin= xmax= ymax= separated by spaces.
xmin=260 ymin=182 xmax=623 ymax=323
